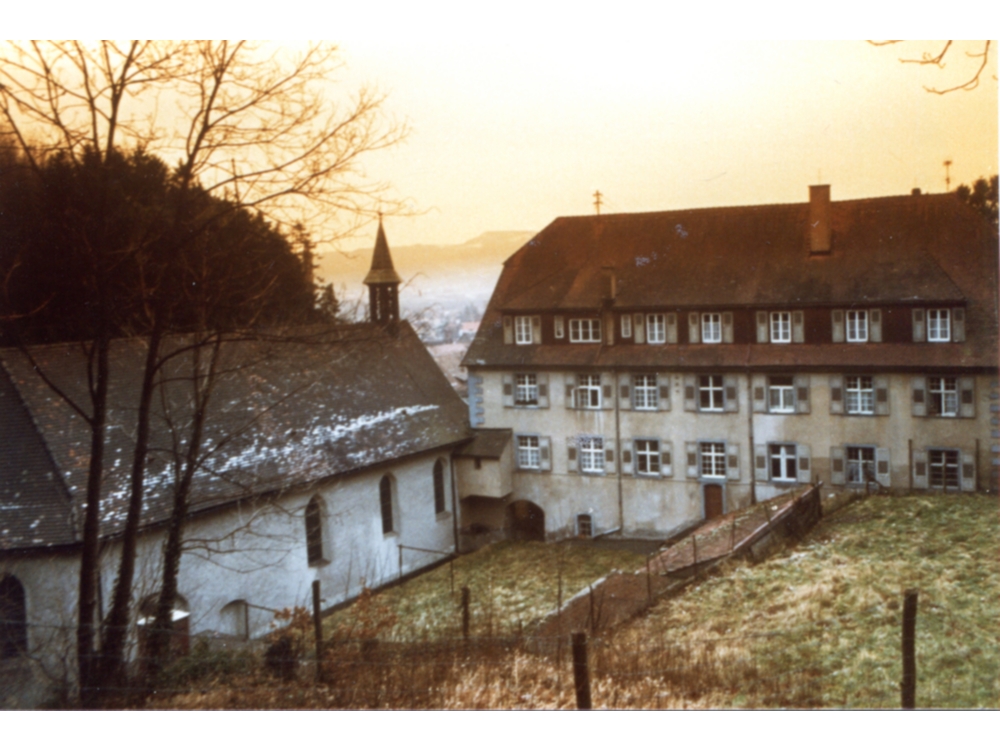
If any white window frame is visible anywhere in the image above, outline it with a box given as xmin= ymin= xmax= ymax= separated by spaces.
xmin=845 ymin=375 xmax=874 ymax=415
xmin=516 ymin=435 xmax=541 ymax=469
xmin=514 ymin=373 xmax=538 ymax=406
xmin=770 ymin=312 xmax=792 ymax=343
xmin=769 ymin=443 xmax=797 ymax=482
xmin=928 ymin=449 xmax=960 ymax=490
xmin=635 ymin=439 xmax=661 ymax=476
xmin=576 ymin=374 xmax=602 ymax=409
xmin=579 ymin=436 xmax=605 ymax=473
xmin=846 ymin=310 xmax=869 ymax=343
xmin=646 ymin=314 xmax=666 ymax=344
xmin=928 ymin=376 xmax=958 ymax=417
xmin=699 ymin=374 xmax=724 ymax=412
xmin=621 ymin=315 xmax=632 ymax=338
xmin=700 ymin=442 xmax=727 ymax=478
xmin=514 ymin=315 xmax=533 ymax=345
xmin=569 ymin=318 xmax=602 ymax=343
xmin=633 ymin=374 xmax=658 ymax=410
xmin=768 ymin=375 xmax=795 ymax=413
xmin=927 ymin=309 xmax=951 ymax=342
xmin=846 ymin=446 xmax=876 ymax=485
xmin=701 ymin=313 xmax=722 ymax=344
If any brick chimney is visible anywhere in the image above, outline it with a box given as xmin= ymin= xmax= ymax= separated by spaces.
xmin=809 ymin=184 xmax=831 ymax=254
xmin=601 ymin=266 xmax=617 ymax=302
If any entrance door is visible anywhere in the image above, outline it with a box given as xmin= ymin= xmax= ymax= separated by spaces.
xmin=704 ymin=484 xmax=724 ymax=520
xmin=506 ymin=500 xmax=545 ymax=541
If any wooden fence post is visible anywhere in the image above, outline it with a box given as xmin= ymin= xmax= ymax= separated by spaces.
xmin=311 ymin=579 xmax=324 ymax=682
xmin=646 ymin=555 xmax=652 ymax=605
xmin=461 ymin=585 xmax=470 ymax=640
xmin=572 ymin=631 xmax=592 ymax=710
xmin=450 ymin=558 xmax=455 ymax=595
xmin=902 ymin=589 xmax=918 ymax=709
xmin=398 ymin=545 xmax=403 ymax=581
xmin=588 ymin=584 xmax=595 ymax=632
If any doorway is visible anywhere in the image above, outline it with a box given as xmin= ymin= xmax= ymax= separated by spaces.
xmin=505 ymin=500 xmax=545 ymax=541
xmin=703 ymin=484 xmax=724 ymax=520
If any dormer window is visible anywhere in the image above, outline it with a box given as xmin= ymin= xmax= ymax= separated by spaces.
xmin=569 ymin=318 xmax=601 ymax=343
xmin=927 ymin=309 xmax=951 ymax=342
xmin=846 ymin=311 xmax=868 ymax=342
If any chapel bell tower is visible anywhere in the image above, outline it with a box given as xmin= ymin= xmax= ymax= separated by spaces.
xmin=364 ymin=216 xmax=401 ymax=328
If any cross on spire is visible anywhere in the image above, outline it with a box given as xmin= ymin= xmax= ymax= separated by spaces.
xmin=593 ymin=190 xmax=603 ymax=215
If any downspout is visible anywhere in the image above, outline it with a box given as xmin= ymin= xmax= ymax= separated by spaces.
xmin=746 ymin=345 xmax=757 ymax=506
xmin=449 ymin=453 xmax=461 ymax=554
xmin=615 ymin=367 xmax=624 ymax=532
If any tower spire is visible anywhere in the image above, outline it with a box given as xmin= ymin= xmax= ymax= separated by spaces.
xmin=364 ymin=215 xmax=401 ymax=328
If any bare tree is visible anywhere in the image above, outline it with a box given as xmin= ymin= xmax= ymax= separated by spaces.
xmin=0 ymin=40 xmax=404 ymax=702
xmin=869 ymin=40 xmax=995 ymax=94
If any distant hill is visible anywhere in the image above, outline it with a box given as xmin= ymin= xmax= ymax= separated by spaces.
xmin=316 ymin=230 xmax=535 ymax=315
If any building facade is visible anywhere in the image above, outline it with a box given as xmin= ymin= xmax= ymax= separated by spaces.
xmin=459 ymin=186 xmax=998 ymax=542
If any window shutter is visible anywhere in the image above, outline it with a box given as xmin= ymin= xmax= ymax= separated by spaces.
xmin=869 ymin=309 xmax=883 ymax=342
xmin=830 ymin=446 xmax=846 ymax=485
xmin=502 ymin=374 xmax=514 ymax=407
xmin=792 ymin=311 xmax=805 ymax=343
xmin=539 ymin=436 xmax=552 ymax=472
xmin=688 ymin=312 xmax=700 ymax=343
xmin=685 ymin=441 xmax=699 ymax=478
xmin=726 ymin=443 xmax=740 ymax=481
xmin=567 ymin=437 xmax=578 ymax=473
xmin=602 ymin=374 xmax=614 ymax=410
xmin=564 ymin=374 xmax=576 ymax=410
xmin=794 ymin=375 xmax=811 ymax=414
xmin=911 ymin=309 xmax=925 ymax=342
xmin=875 ymin=447 xmax=891 ymax=487
xmin=797 ymin=444 xmax=812 ymax=484
xmin=621 ymin=439 xmax=633 ymax=475
xmin=912 ymin=449 xmax=928 ymax=489
xmin=619 ymin=380 xmax=631 ymax=411
xmin=959 ymin=377 xmax=975 ymax=418
xmin=723 ymin=374 xmax=739 ymax=413
xmin=753 ymin=443 xmax=769 ymax=482
xmin=874 ymin=375 xmax=890 ymax=415
xmin=657 ymin=373 xmax=672 ymax=411
xmin=752 ymin=374 xmax=767 ymax=413
xmin=554 ymin=316 xmax=565 ymax=339
xmin=952 ymin=307 xmax=966 ymax=342
xmin=660 ymin=440 xmax=673 ymax=478
xmin=911 ymin=376 xmax=927 ymax=417
xmin=633 ymin=313 xmax=645 ymax=344
xmin=604 ymin=437 xmax=616 ymax=475
xmin=756 ymin=311 xmax=768 ymax=343
xmin=604 ymin=313 xmax=615 ymax=346
xmin=831 ymin=310 xmax=845 ymax=343
xmin=829 ymin=375 xmax=844 ymax=415
xmin=683 ymin=374 xmax=697 ymax=411
xmin=503 ymin=316 xmax=513 ymax=344
xmin=961 ymin=451 xmax=976 ymax=491
xmin=537 ymin=373 xmax=550 ymax=409
xmin=531 ymin=315 xmax=542 ymax=344
xmin=665 ymin=313 xmax=678 ymax=343
xmin=722 ymin=312 xmax=734 ymax=343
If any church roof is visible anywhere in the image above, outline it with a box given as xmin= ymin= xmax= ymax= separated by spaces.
xmin=363 ymin=219 xmax=402 ymax=285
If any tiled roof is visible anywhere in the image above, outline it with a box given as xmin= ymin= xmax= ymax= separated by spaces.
xmin=1 ymin=322 xmax=471 ymax=551
xmin=455 ymin=429 xmax=512 ymax=459
xmin=465 ymin=192 xmax=998 ymax=370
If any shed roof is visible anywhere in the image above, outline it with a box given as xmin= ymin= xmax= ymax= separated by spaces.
xmin=455 ymin=429 xmax=512 ymax=459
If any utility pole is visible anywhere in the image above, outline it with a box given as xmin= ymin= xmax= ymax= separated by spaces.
xmin=944 ymin=160 xmax=953 ymax=192
xmin=593 ymin=190 xmax=603 ymax=215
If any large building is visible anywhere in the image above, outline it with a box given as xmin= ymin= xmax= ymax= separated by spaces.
xmin=458 ymin=186 xmax=998 ymax=543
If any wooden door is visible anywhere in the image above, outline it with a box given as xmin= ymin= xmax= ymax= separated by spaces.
xmin=704 ymin=484 xmax=724 ymax=520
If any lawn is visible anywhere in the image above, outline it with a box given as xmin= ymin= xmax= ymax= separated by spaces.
xmin=615 ymin=492 xmax=999 ymax=708
xmin=323 ymin=539 xmax=649 ymax=640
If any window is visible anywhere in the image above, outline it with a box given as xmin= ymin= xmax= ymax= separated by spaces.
xmin=646 ymin=314 xmax=666 ymax=344
xmin=621 ymin=315 xmax=632 ymax=338
xmin=770 ymin=312 xmax=791 ymax=343
xmin=514 ymin=316 xmax=533 ymax=344
xmin=1 ymin=574 xmax=27 ymax=659
xmin=768 ymin=376 xmax=795 ymax=413
xmin=702 ymin=313 xmax=722 ymax=343
xmin=579 ymin=436 xmax=605 ymax=473
xmin=845 ymin=376 xmax=874 ymax=415
xmin=379 ymin=475 xmax=395 ymax=534
xmin=569 ymin=318 xmax=601 ymax=343
xmin=769 ymin=444 xmax=797 ymax=482
xmin=577 ymin=514 xmax=593 ymax=538
xmin=517 ymin=435 xmax=541 ymax=469
xmin=928 ymin=309 xmax=951 ymax=342
xmin=433 ymin=459 xmax=447 ymax=515
xmin=305 ymin=496 xmax=326 ymax=566
xmin=515 ymin=373 xmax=538 ymax=405
xmin=700 ymin=442 xmax=727 ymax=478
xmin=576 ymin=374 xmax=601 ymax=409
xmin=699 ymin=375 xmax=724 ymax=412
xmin=635 ymin=439 xmax=661 ymax=475
xmin=633 ymin=374 xmax=658 ymax=410
xmin=846 ymin=446 xmax=876 ymax=484
xmin=554 ymin=316 xmax=565 ymax=339
xmin=846 ymin=310 xmax=868 ymax=342
xmin=929 ymin=449 xmax=960 ymax=490
xmin=220 ymin=600 xmax=250 ymax=640
xmin=928 ymin=377 xmax=958 ymax=417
